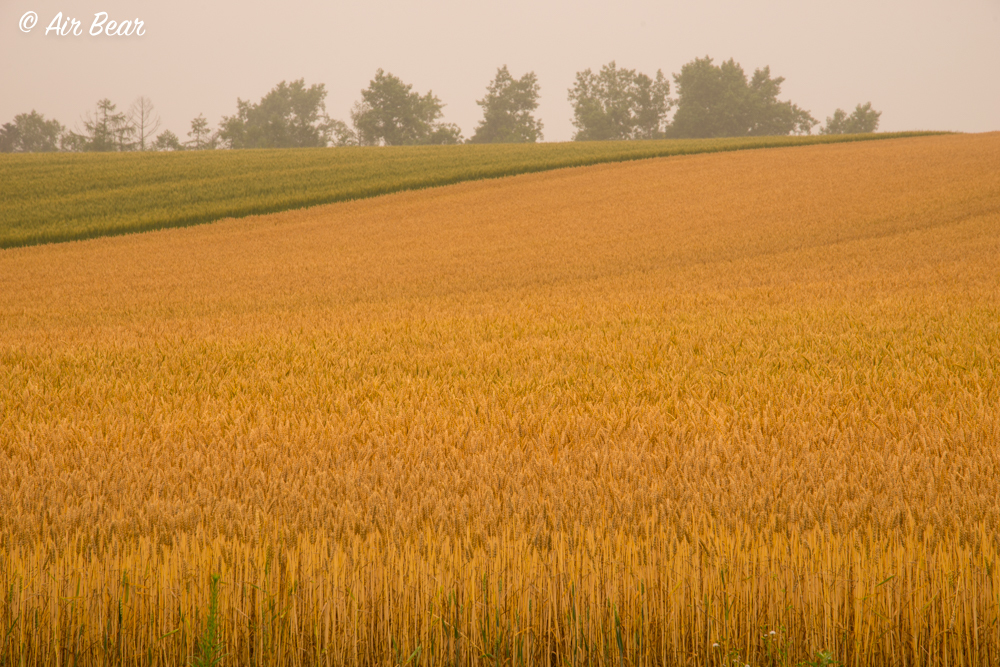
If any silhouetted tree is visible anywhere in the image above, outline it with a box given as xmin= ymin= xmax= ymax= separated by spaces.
xmin=0 ymin=124 xmax=15 ymax=153
xmin=218 ymin=79 xmax=333 ymax=149
xmin=186 ymin=114 xmax=215 ymax=149
xmin=128 ymin=96 xmax=161 ymax=151
xmin=63 ymin=99 xmax=133 ymax=151
xmin=153 ymin=130 xmax=184 ymax=151
xmin=470 ymin=66 xmax=543 ymax=143
xmin=568 ymin=61 xmax=671 ymax=141
xmin=670 ymin=57 xmax=815 ymax=138
xmin=0 ymin=110 xmax=64 ymax=152
xmin=349 ymin=70 xmax=462 ymax=146
xmin=329 ymin=119 xmax=357 ymax=147
xmin=820 ymin=102 xmax=881 ymax=134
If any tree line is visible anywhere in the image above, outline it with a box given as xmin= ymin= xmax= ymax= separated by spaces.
xmin=0 ymin=57 xmax=881 ymax=153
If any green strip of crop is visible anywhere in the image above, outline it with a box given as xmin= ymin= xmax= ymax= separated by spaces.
xmin=0 ymin=132 xmax=945 ymax=249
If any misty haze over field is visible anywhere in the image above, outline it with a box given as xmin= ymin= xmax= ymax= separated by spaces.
xmin=3 ymin=0 xmax=999 ymax=141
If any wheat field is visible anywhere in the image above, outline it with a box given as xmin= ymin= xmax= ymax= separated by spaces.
xmin=1 ymin=134 xmax=934 ymax=249
xmin=1 ymin=133 xmax=998 ymax=665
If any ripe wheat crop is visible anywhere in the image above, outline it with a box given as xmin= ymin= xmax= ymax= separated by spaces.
xmin=0 ymin=132 xmax=940 ymax=249
xmin=0 ymin=133 xmax=998 ymax=665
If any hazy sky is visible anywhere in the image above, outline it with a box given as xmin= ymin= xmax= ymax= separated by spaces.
xmin=3 ymin=0 xmax=998 ymax=142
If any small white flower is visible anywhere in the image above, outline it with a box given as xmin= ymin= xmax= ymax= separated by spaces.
xmin=769 ymin=630 xmax=777 ymax=636
xmin=713 ymin=643 xmax=720 ymax=649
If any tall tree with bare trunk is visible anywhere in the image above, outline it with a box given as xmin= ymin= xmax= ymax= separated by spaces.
xmin=128 ymin=96 xmax=161 ymax=151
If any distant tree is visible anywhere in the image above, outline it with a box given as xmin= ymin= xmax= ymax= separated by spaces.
xmin=86 ymin=99 xmax=119 ymax=150
xmin=0 ymin=124 xmax=15 ymax=152
xmin=349 ymin=69 xmax=462 ymax=146
xmin=0 ymin=110 xmax=64 ymax=152
xmin=568 ymin=61 xmax=671 ymax=141
xmin=128 ymin=96 xmax=161 ymax=151
xmin=186 ymin=114 xmax=215 ymax=150
xmin=112 ymin=116 xmax=137 ymax=151
xmin=329 ymin=119 xmax=357 ymax=147
xmin=669 ymin=57 xmax=816 ymax=138
xmin=218 ymin=79 xmax=333 ymax=149
xmin=64 ymin=99 xmax=133 ymax=151
xmin=470 ymin=66 xmax=543 ymax=143
xmin=59 ymin=132 xmax=87 ymax=152
xmin=428 ymin=123 xmax=463 ymax=145
xmin=744 ymin=67 xmax=817 ymax=136
xmin=90 ymin=99 xmax=126 ymax=151
xmin=153 ymin=129 xmax=184 ymax=151
xmin=820 ymin=102 xmax=881 ymax=134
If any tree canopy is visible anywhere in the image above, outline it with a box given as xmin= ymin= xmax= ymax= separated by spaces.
xmin=470 ymin=66 xmax=543 ymax=144
xmin=0 ymin=110 xmax=63 ymax=153
xmin=4 ymin=98 xmax=166 ymax=153
xmin=152 ymin=130 xmax=183 ymax=151
xmin=1 ymin=60 xmax=885 ymax=153
xmin=669 ymin=57 xmax=816 ymax=138
xmin=348 ymin=70 xmax=462 ymax=146
xmin=186 ymin=114 xmax=215 ymax=150
xmin=218 ymin=79 xmax=333 ymax=149
xmin=820 ymin=102 xmax=881 ymax=134
xmin=568 ymin=62 xmax=671 ymax=141
xmin=60 ymin=99 xmax=133 ymax=152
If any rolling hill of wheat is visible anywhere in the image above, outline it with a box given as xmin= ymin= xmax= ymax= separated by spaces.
xmin=1 ymin=133 xmax=998 ymax=666
xmin=0 ymin=133 xmax=936 ymax=249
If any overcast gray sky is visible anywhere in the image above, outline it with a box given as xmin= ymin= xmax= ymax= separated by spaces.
xmin=3 ymin=0 xmax=998 ymax=142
